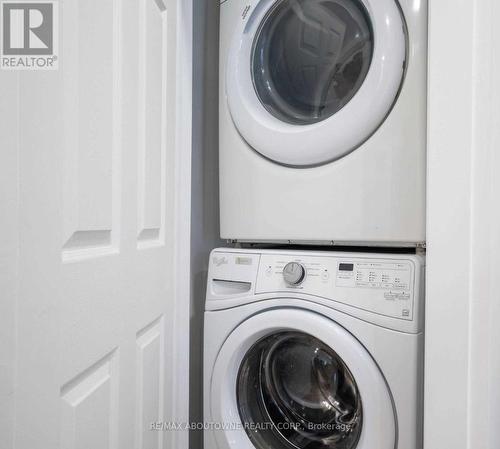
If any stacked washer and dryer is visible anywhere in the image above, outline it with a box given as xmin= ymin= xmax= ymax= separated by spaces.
xmin=205 ymin=0 xmax=427 ymax=448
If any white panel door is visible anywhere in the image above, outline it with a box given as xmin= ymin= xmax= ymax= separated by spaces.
xmin=0 ymin=0 xmax=191 ymax=448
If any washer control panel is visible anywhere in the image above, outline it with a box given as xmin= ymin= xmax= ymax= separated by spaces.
xmin=336 ymin=261 xmax=411 ymax=299
xmin=256 ymin=253 xmax=418 ymax=321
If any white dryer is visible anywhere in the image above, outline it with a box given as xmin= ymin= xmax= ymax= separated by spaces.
xmin=219 ymin=0 xmax=427 ymax=246
xmin=204 ymin=248 xmax=425 ymax=449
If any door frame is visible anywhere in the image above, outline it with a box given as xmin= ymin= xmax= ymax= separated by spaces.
xmin=168 ymin=0 xmax=193 ymax=447
xmin=425 ymin=0 xmax=500 ymax=448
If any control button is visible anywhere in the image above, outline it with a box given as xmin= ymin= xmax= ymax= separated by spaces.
xmin=213 ymin=256 xmax=228 ymax=267
xmin=265 ymin=266 xmax=273 ymax=277
xmin=283 ymin=262 xmax=306 ymax=286
xmin=321 ymin=270 xmax=330 ymax=281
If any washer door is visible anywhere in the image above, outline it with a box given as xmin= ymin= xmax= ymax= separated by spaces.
xmin=210 ymin=309 xmax=395 ymax=449
xmin=226 ymin=0 xmax=407 ymax=166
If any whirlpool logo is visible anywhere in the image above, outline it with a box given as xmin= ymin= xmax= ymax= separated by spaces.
xmin=1 ymin=1 xmax=58 ymax=70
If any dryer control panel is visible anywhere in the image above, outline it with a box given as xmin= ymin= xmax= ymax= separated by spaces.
xmin=255 ymin=253 xmax=419 ymax=321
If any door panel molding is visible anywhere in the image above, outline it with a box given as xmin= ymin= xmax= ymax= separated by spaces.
xmin=62 ymin=0 xmax=123 ymax=263
xmin=137 ymin=0 xmax=168 ymax=250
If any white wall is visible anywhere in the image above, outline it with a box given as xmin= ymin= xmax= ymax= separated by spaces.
xmin=426 ymin=1 xmax=500 ymax=448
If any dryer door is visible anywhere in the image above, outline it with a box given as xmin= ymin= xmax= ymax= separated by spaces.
xmin=210 ymin=308 xmax=395 ymax=449
xmin=226 ymin=0 xmax=407 ymax=166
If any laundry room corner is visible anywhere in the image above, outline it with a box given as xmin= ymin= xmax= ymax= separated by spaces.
xmin=192 ymin=0 xmax=500 ymax=448
xmin=190 ymin=1 xmax=225 ymax=449
xmin=1 ymin=0 xmax=499 ymax=448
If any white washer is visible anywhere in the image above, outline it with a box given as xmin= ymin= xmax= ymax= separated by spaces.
xmin=219 ymin=0 xmax=427 ymax=246
xmin=204 ymin=248 xmax=424 ymax=449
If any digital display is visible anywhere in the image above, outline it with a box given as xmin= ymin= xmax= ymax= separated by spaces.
xmin=339 ymin=263 xmax=354 ymax=272
xmin=235 ymin=257 xmax=252 ymax=266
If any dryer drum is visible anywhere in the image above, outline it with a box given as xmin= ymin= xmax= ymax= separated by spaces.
xmin=252 ymin=0 xmax=374 ymax=125
xmin=237 ymin=331 xmax=363 ymax=449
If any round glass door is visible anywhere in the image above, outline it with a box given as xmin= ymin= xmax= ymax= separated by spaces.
xmin=210 ymin=308 xmax=395 ymax=449
xmin=237 ymin=331 xmax=362 ymax=449
xmin=252 ymin=0 xmax=374 ymax=125
xmin=225 ymin=0 xmax=406 ymax=166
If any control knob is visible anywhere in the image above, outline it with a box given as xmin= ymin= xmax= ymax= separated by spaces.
xmin=283 ymin=262 xmax=306 ymax=285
